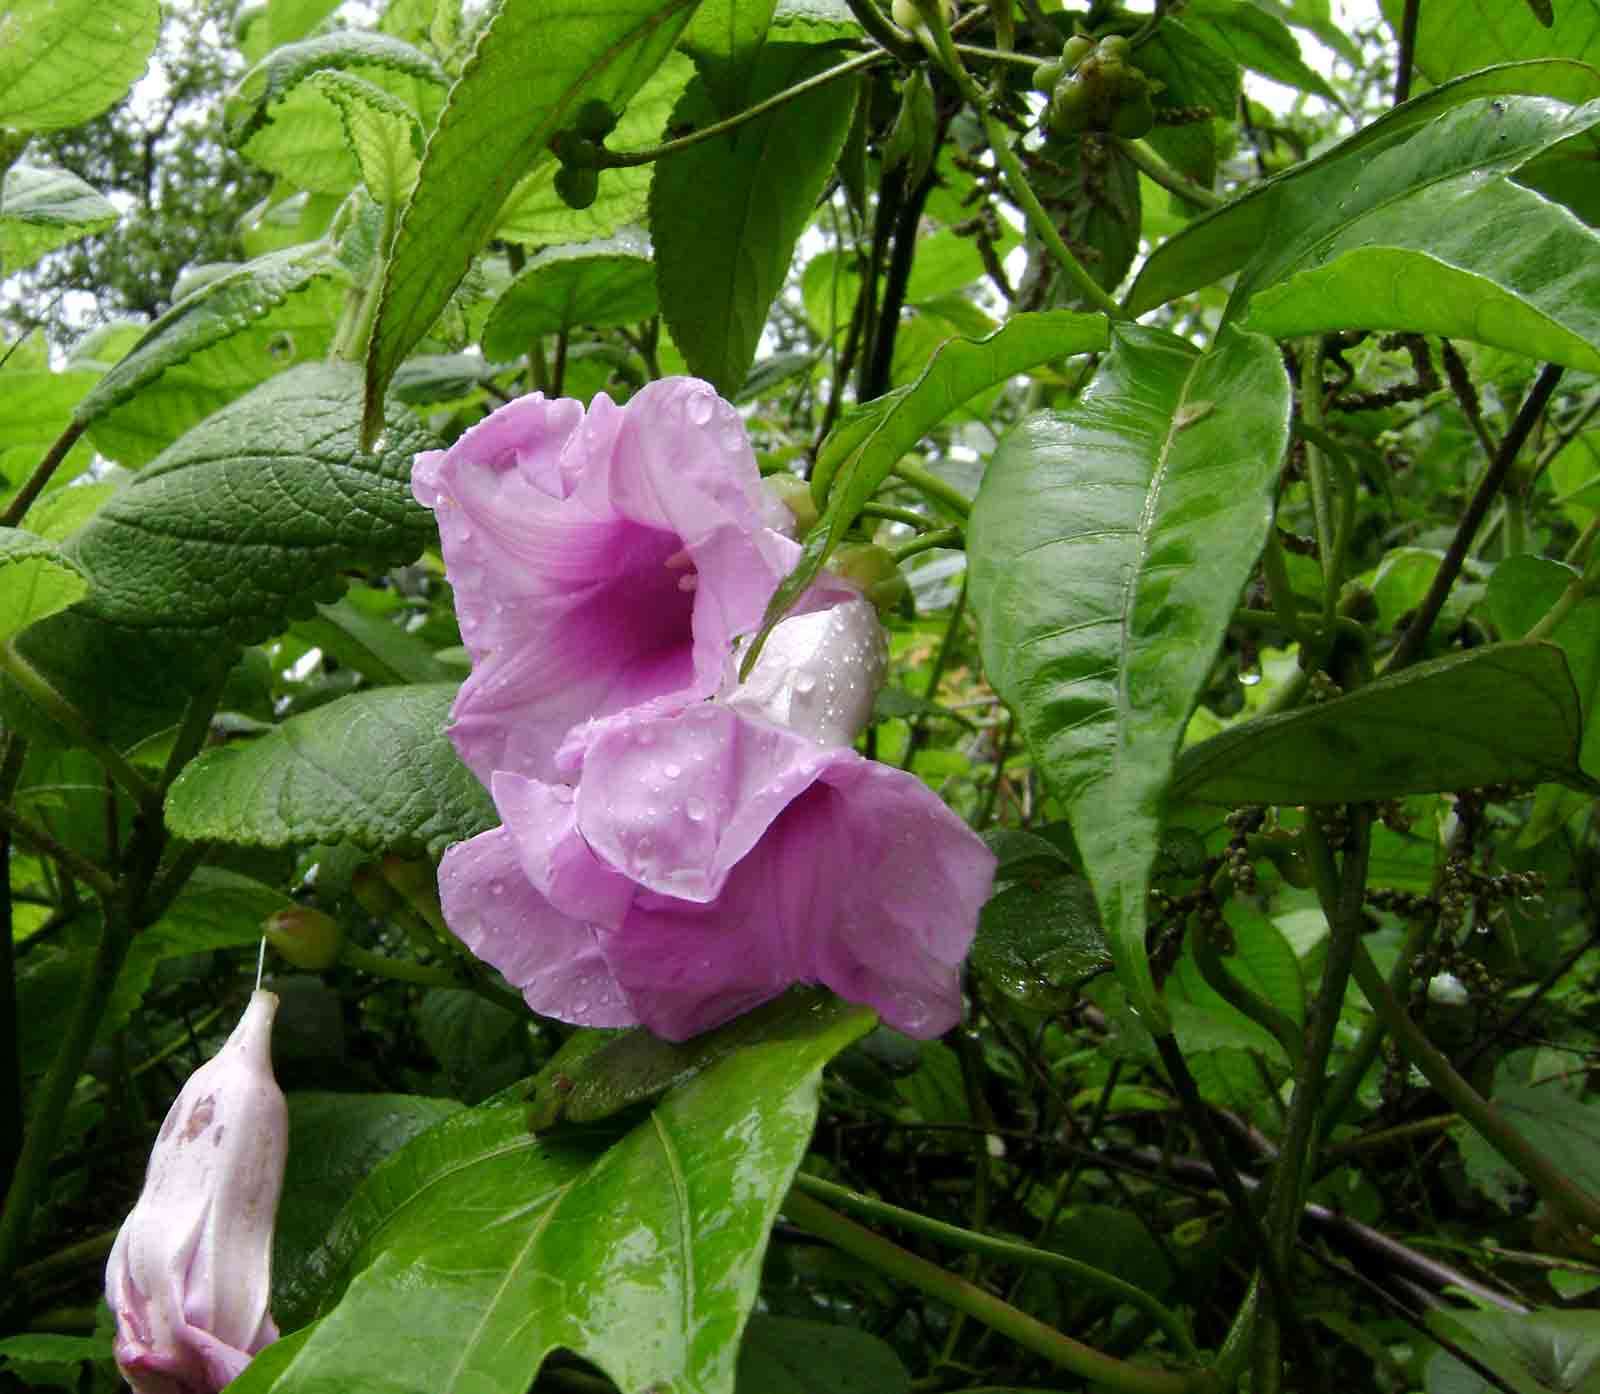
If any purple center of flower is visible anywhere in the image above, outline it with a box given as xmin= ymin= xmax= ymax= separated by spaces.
xmin=570 ymin=527 xmax=700 ymax=705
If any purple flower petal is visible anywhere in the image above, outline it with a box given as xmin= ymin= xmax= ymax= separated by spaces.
xmin=413 ymin=379 xmax=796 ymax=783
xmin=438 ymin=821 xmax=636 ymax=1027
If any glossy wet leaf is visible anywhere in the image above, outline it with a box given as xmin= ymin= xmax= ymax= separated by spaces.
xmin=166 ymin=683 xmax=495 ymax=859
xmin=363 ymin=0 xmax=700 ymax=443
xmin=0 ymin=530 xmax=88 ymax=643
xmin=0 ymin=0 xmax=160 ymax=131
xmin=1238 ymin=97 xmax=1600 ymax=371
xmin=1125 ymin=63 xmax=1600 ymax=317
xmin=481 ymin=235 xmax=659 ymax=359
xmin=971 ymin=876 xmax=1112 ymax=1010
xmin=0 ymin=165 xmax=119 ymax=273
xmin=494 ymin=52 xmax=695 ymax=248
xmin=1172 ymin=642 xmax=1593 ymax=805
xmin=968 ymin=325 xmax=1292 ymax=1032
xmin=68 ymin=364 xmax=432 ymax=643
xmin=653 ymin=44 xmax=856 ymax=397
xmin=233 ymin=1001 xmax=873 ymax=1394
xmin=752 ymin=311 xmax=1107 ymax=664
xmin=526 ymin=988 xmax=872 ymax=1128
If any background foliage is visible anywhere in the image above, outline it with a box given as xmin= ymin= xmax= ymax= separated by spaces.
xmin=4 ymin=0 xmax=1600 ymax=1391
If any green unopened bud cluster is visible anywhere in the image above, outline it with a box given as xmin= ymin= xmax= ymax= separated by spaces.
xmin=548 ymin=98 xmax=620 ymax=209
xmin=1034 ymin=33 xmax=1156 ymax=140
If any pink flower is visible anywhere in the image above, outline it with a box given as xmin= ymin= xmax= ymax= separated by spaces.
xmin=438 ymin=601 xmax=996 ymax=1040
xmin=106 ymin=991 xmax=287 ymax=1394
xmin=412 ymin=377 xmax=804 ymax=784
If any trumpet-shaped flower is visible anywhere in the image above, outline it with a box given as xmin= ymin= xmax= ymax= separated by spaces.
xmin=412 ymin=377 xmax=812 ymax=784
xmin=106 ymin=991 xmax=287 ymax=1394
xmin=438 ymin=601 xmax=996 ymax=1040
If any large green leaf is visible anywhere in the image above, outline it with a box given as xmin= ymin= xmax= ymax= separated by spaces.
xmin=752 ymin=310 xmax=1108 ymax=660
xmin=0 ymin=529 xmax=87 ymax=643
xmin=0 ymin=335 xmax=97 ymax=511
xmin=651 ymin=44 xmax=856 ymax=397
xmin=0 ymin=0 xmax=160 ymax=131
xmin=72 ymin=244 xmax=344 ymax=456
xmin=363 ymin=0 xmax=700 ymax=443
xmin=1426 ymin=1307 xmax=1600 ymax=1394
xmin=233 ymin=1004 xmax=873 ymax=1394
xmin=1182 ymin=0 xmax=1336 ymax=100
xmin=1125 ymin=62 xmax=1600 ymax=317
xmin=1237 ymin=97 xmax=1600 ymax=370
xmin=0 ymin=164 xmax=119 ymax=273
xmin=735 ymin=1317 xmax=911 ymax=1394
xmin=481 ymin=234 xmax=659 ymax=358
xmin=165 ymin=684 xmax=496 ymax=859
xmin=682 ymin=0 xmax=781 ymax=114
xmin=1382 ymin=0 xmax=1600 ymax=94
xmin=67 ymin=363 xmax=432 ymax=644
xmin=967 ymin=325 xmax=1292 ymax=1032
xmin=1171 ymin=642 xmax=1592 ymax=804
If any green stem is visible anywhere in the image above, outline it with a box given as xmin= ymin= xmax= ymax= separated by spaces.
xmin=1525 ymin=576 xmax=1590 ymax=642
xmin=901 ymin=575 xmax=967 ymax=771
xmin=1351 ymin=940 xmax=1600 ymax=1235
xmin=0 ymin=903 xmax=132 ymax=1289
xmin=0 ymin=419 xmax=89 ymax=530
xmin=0 ymin=802 xmax=120 ymax=903
xmin=1297 ymin=341 xmax=1340 ymax=621
xmin=600 ymin=51 xmax=889 ymax=168
xmin=337 ymin=196 xmax=398 ymax=363
xmin=0 ymin=643 xmax=158 ymax=815
xmin=158 ymin=661 xmax=230 ymax=798
xmin=792 ymin=1173 xmax=1199 ymax=1360
xmin=781 ymin=1189 xmax=1215 ymax=1394
xmin=890 ymin=526 xmax=963 ymax=562
xmin=1117 ymin=137 xmax=1222 ymax=211
xmin=860 ymin=502 xmax=943 ymax=530
xmin=0 ymin=734 xmax=25 ymax=1205
xmin=339 ymin=942 xmax=459 ymax=988
xmin=1190 ymin=917 xmax=1305 ymax=1072
xmin=891 ymin=459 xmax=972 ymax=519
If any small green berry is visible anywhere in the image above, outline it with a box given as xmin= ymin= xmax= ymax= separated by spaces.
xmin=574 ymin=98 xmax=618 ymax=140
xmin=554 ymin=165 xmax=599 ymax=209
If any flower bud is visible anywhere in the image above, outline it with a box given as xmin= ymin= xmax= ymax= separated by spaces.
xmin=830 ymin=542 xmax=908 ymax=615
xmin=764 ymin=474 xmax=818 ymax=535
xmin=724 ymin=597 xmax=888 ymax=747
xmin=263 ymin=906 xmax=342 ymax=971
xmin=106 ymin=991 xmax=288 ymax=1394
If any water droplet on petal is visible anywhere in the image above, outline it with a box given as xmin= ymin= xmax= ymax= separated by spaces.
xmin=686 ymin=392 xmax=714 ymax=426
xmin=664 ymin=763 xmax=681 ymax=779
xmin=686 ymin=797 xmax=707 ymax=822
xmin=793 ymin=673 xmax=816 ymax=694
xmin=490 ymin=880 xmax=505 ymax=896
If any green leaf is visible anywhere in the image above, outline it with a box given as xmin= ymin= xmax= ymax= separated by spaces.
xmin=1382 ymin=0 xmax=1600 ymax=94
xmin=971 ymin=875 xmax=1112 ymax=1010
xmin=682 ymin=0 xmax=780 ymax=114
xmin=0 ymin=164 xmax=119 ymax=273
xmin=0 ymin=0 xmax=160 ymax=131
xmin=525 ymin=988 xmax=874 ymax=1128
xmin=1426 ymin=1307 xmax=1600 ymax=1394
xmin=363 ymin=0 xmax=701 ymax=444
xmin=753 ymin=310 xmax=1107 ymax=661
xmin=1167 ymin=904 xmax=1305 ymax=1059
xmin=290 ymin=597 xmax=456 ymax=686
xmin=481 ymin=233 xmax=659 ymax=358
xmin=494 ymin=52 xmax=695 ymax=247
xmin=1134 ymin=21 xmax=1240 ymax=186
xmin=226 ymin=31 xmax=447 ymax=148
xmin=308 ymin=71 xmax=422 ymax=204
xmin=65 ymin=364 xmax=432 ymax=645
xmin=1125 ymin=63 xmax=1600 ymax=317
xmin=735 ymin=1317 xmax=911 ymax=1394
xmin=0 ymin=529 xmax=88 ymax=643
xmin=1172 ymin=642 xmax=1593 ymax=804
xmin=0 ymin=335 xmax=97 ymax=511
xmin=1021 ymin=132 xmax=1142 ymax=305
xmin=1182 ymin=0 xmax=1338 ymax=100
xmin=270 ymin=0 xmax=342 ymax=46
xmin=1237 ymin=97 xmax=1600 ymax=371
xmin=652 ymin=44 xmax=857 ymax=397
xmin=968 ymin=325 xmax=1292 ymax=1033
xmin=234 ymin=1003 xmax=872 ymax=1394
xmin=165 ymin=683 xmax=496 ymax=859
xmin=73 ymin=244 xmax=343 ymax=445
xmin=274 ymin=1092 xmax=464 ymax=1326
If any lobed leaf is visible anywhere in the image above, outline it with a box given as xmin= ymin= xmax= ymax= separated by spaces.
xmin=1171 ymin=642 xmax=1593 ymax=804
xmin=164 ymin=684 xmax=496 ymax=860
xmin=968 ymin=325 xmax=1292 ymax=1033
xmin=363 ymin=0 xmax=702 ymax=444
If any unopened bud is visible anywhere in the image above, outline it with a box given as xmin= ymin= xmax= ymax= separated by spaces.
xmin=764 ymin=474 xmax=819 ymax=535
xmin=263 ymin=906 xmax=342 ymax=971
xmin=106 ymin=991 xmax=287 ymax=1394
xmin=830 ymin=542 xmax=907 ymax=614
